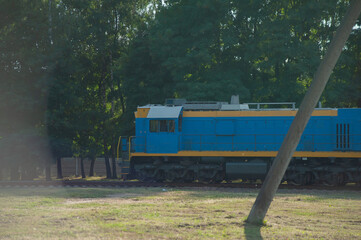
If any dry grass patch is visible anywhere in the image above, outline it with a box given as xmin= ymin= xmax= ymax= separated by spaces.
xmin=0 ymin=187 xmax=360 ymax=239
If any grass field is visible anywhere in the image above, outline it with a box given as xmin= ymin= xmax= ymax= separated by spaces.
xmin=0 ymin=186 xmax=360 ymax=239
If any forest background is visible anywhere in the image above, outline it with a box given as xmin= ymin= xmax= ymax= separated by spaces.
xmin=0 ymin=0 xmax=360 ymax=180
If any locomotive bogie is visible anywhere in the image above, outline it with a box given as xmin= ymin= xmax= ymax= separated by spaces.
xmin=129 ymin=156 xmax=361 ymax=186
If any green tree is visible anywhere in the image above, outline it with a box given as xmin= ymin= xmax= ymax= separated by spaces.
xmin=47 ymin=0 xmax=151 ymax=179
xmin=0 ymin=0 xmax=54 ymax=180
xmin=323 ymin=21 xmax=361 ymax=107
xmin=123 ymin=0 xmax=359 ymax=111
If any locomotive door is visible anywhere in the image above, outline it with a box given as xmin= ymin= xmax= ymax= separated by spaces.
xmin=146 ymin=118 xmax=179 ymax=153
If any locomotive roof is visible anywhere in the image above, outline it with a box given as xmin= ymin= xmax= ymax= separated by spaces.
xmin=135 ymin=96 xmax=338 ymax=118
xmin=136 ymin=104 xmax=338 ymax=118
xmin=139 ymin=105 xmax=183 ymax=118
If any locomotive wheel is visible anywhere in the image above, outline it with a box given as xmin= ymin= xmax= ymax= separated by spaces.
xmin=198 ymin=178 xmax=212 ymax=184
xmin=289 ymin=173 xmax=306 ymax=186
xmin=166 ymin=170 xmax=184 ymax=183
xmin=210 ymin=172 xmax=224 ymax=183
xmin=137 ymin=171 xmax=154 ymax=182
xmin=154 ymin=170 xmax=165 ymax=183
xmin=323 ymin=173 xmax=345 ymax=187
xmin=165 ymin=172 xmax=176 ymax=182
xmin=183 ymin=170 xmax=195 ymax=183
xmin=304 ymin=172 xmax=315 ymax=185
xmin=289 ymin=172 xmax=315 ymax=186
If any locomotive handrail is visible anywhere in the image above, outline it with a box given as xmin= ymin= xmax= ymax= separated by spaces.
xmin=244 ymin=102 xmax=296 ymax=110
xmin=116 ymin=136 xmax=132 ymax=180
xmin=129 ymin=136 xmax=133 ymax=153
xmin=116 ymin=136 xmax=121 ymax=160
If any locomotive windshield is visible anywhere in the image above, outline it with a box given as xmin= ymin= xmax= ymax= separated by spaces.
xmin=149 ymin=119 xmax=176 ymax=133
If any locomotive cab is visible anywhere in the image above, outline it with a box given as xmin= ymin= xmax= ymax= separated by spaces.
xmin=134 ymin=105 xmax=183 ymax=153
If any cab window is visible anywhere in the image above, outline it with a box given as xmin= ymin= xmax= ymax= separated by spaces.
xmin=160 ymin=120 xmax=168 ymax=132
xmin=149 ymin=120 xmax=159 ymax=132
xmin=149 ymin=120 xmax=175 ymax=133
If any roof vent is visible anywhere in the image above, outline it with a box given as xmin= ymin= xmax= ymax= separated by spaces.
xmin=230 ymin=95 xmax=240 ymax=104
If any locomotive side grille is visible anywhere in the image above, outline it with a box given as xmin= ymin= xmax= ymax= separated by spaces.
xmin=336 ymin=123 xmax=350 ymax=150
xmin=336 ymin=124 xmax=338 ymax=148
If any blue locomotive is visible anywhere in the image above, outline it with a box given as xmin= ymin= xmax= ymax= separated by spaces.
xmin=121 ymin=97 xmax=361 ymax=185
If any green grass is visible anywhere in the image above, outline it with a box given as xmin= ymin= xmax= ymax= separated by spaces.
xmin=0 ymin=187 xmax=360 ymax=239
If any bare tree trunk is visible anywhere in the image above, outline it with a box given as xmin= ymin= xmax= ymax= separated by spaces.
xmin=80 ymin=157 xmax=86 ymax=179
xmin=111 ymin=141 xmax=117 ymax=179
xmin=247 ymin=0 xmax=361 ymax=224
xmin=98 ymin=73 xmax=111 ymax=178
xmin=111 ymin=157 xmax=117 ymax=179
xmin=10 ymin=164 xmax=19 ymax=181
xmin=120 ymin=92 xmax=125 ymax=114
xmin=108 ymin=52 xmax=118 ymax=179
xmin=48 ymin=0 xmax=53 ymax=45
xmin=89 ymin=156 xmax=96 ymax=177
xmin=45 ymin=164 xmax=51 ymax=181
xmin=21 ymin=160 xmax=36 ymax=180
xmin=104 ymin=154 xmax=112 ymax=179
xmin=98 ymin=57 xmax=112 ymax=179
xmin=44 ymin=157 xmax=51 ymax=181
xmin=56 ymin=157 xmax=63 ymax=179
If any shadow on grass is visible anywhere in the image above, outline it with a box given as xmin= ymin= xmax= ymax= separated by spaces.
xmin=0 ymin=187 xmax=165 ymax=199
xmin=184 ymin=188 xmax=361 ymax=201
xmin=243 ymin=222 xmax=263 ymax=240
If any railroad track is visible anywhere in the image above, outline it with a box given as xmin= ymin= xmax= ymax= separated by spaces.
xmin=0 ymin=180 xmax=360 ymax=191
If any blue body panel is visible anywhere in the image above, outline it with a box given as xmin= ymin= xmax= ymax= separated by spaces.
xmin=134 ymin=109 xmax=361 ymax=154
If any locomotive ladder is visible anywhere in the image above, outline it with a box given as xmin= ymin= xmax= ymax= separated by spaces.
xmin=117 ymin=136 xmax=131 ymax=180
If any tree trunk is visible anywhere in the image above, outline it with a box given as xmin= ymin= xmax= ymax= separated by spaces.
xmin=109 ymin=52 xmax=117 ymax=180
xmin=104 ymin=155 xmax=112 ymax=179
xmin=20 ymin=165 xmax=29 ymax=180
xmin=44 ymin=157 xmax=51 ymax=181
xmin=10 ymin=164 xmax=19 ymax=181
xmin=99 ymin=57 xmax=112 ymax=179
xmin=21 ymin=162 xmax=36 ymax=180
xmin=104 ymin=138 xmax=112 ymax=179
xmin=56 ymin=157 xmax=63 ymax=179
xmin=120 ymin=92 xmax=125 ymax=114
xmin=111 ymin=142 xmax=117 ymax=179
xmin=89 ymin=156 xmax=96 ymax=177
xmin=45 ymin=164 xmax=51 ymax=181
xmin=80 ymin=157 xmax=86 ymax=179
xmin=48 ymin=0 xmax=53 ymax=45
xmin=246 ymin=0 xmax=361 ymax=225
xmin=111 ymin=156 xmax=117 ymax=179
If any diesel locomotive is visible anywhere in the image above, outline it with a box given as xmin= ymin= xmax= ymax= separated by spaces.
xmin=119 ymin=97 xmax=361 ymax=186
